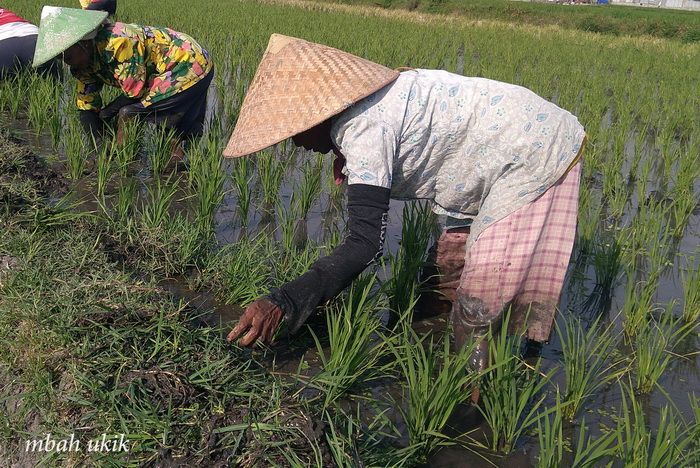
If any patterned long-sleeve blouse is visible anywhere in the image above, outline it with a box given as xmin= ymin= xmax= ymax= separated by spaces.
xmin=73 ymin=22 xmax=212 ymax=111
xmin=330 ymin=69 xmax=586 ymax=249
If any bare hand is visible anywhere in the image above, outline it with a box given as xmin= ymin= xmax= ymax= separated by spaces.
xmin=226 ymin=298 xmax=283 ymax=347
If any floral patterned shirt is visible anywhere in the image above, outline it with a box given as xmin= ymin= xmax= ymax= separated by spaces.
xmin=331 ymin=69 xmax=585 ymax=248
xmin=74 ymin=22 xmax=212 ymax=111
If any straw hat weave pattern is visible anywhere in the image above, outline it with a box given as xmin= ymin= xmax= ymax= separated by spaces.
xmin=223 ymin=34 xmax=399 ymax=158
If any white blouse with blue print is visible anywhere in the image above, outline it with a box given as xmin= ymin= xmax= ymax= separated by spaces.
xmin=330 ymin=69 xmax=585 ymax=248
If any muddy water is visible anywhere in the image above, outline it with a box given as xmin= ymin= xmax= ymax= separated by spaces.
xmin=4 ymin=112 xmax=699 ymax=467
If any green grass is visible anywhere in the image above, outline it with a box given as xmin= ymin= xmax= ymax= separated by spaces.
xmin=314 ymin=0 xmax=700 ymax=42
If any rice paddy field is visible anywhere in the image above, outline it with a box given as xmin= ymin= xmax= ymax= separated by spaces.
xmin=1 ymin=0 xmax=699 ymax=466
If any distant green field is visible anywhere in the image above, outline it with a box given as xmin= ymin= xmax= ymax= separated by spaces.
xmin=319 ymin=0 xmax=700 ymax=41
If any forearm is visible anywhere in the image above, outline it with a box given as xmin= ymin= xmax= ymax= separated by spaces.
xmin=267 ymin=184 xmax=390 ymax=333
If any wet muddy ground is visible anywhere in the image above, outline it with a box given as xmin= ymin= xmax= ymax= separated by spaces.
xmin=3 ymin=108 xmax=699 ymax=466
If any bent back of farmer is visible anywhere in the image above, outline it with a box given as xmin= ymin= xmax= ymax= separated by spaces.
xmin=0 ymin=8 xmax=59 ymax=78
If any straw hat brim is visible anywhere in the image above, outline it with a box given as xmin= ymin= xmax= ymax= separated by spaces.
xmin=32 ymin=6 xmax=107 ymax=68
xmin=223 ymin=34 xmax=399 ymax=158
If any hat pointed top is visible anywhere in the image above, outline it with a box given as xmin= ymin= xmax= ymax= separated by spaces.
xmin=32 ymin=6 xmax=107 ymax=68
xmin=223 ymin=34 xmax=399 ymax=158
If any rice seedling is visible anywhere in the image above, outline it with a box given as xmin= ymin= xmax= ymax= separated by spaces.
xmin=146 ymin=124 xmax=178 ymax=177
xmin=200 ymin=235 xmax=272 ymax=306
xmin=62 ymin=116 xmax=88 ymax=181
xmin=680 ymin=255 xmax=700 ymax=323
xmin=536 ymin=391 xmax=564 ymax=468
xmin=569 ymin=418 xmax=619 ymax=468
xmin=291 ymin=153 xmax=324 ymax=220
xmin=26 ymin=75 xmax=56 ymax=137
xmin=113 ymin=179 xmax=137 ymax=226
xmin=615 ymin=380 xmax=697 ymax=467
xmin=632 ymin=308 xmax=694 ymax=394
xmin=140 ymin=177 xmax=179 ymax=229
xmin=390 ymin=314 xmax=479 ymax=462
xmin=310 ymin=274 xmax=390 ymax=409
xmin=95 ymin=140 xmax=114 ymax=204
xmin=114 ymin=117 xmax=143 ymax=173
xmin=619 ymin=270 xmax=655 ymax=338
xmin=556 ymin=315 xmax=621 ymax=420
xmin=585 ymin=235 xmax=622 ymax=314
xmin=187 ymin=136 xmax=226 ymax=233
xmin=256 ymin=150 xmax=286 ymax=212
xmin=231 ymin=155 xmax=253 ymax=229
xmin=323 ymin=407 xmax=409 ymax=468
xmin=385 ymin=201 xmax=435 ymax=321
xmin=0 ymin=73 xmax=26 ymax=119
xmin=476 ymin=311 xmax=554 ymax=453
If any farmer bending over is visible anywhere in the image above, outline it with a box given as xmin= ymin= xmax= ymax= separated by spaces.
xmin=225 ymin=35 xmax=585 ymax=394
xmin=33 ymin=6 xmax=213 ymax=162
xmin=0 ymin=8 xmax=59 ymax=79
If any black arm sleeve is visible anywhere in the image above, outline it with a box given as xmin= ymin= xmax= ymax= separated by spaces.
xmin=267 ymin=183 xmax=390 ymax=333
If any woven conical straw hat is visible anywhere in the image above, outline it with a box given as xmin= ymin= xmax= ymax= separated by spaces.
xmin=33 ymin=6 xmax=108 ymax=67
xmin=223 ymin=34 xmax=399 ymax=158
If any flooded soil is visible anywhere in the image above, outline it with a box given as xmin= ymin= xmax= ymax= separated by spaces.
xmin=3 ymin=109 xmax=698 ymax=467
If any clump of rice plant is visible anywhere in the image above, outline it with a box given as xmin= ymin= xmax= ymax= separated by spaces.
xmin=256 ymin=150 xmax=286 ymax=211
xmin=632 ymin=308 xmax=694 ymax=394
xmin=311 ymin=274 xmax=390 ymax=409
xmin=95 ymin=139 xmax=114 ymax=205
xmin=615 ymin=380 xmax=697 ymax=466
xmin=0 ymin=73 xmax=27 ymax=118
xmin=115 ymin=117 xmax=143 ymax=174
xmin=569 ymin=417 xmax=619 ymax=468
xmin=199 ymin=234 xmax=271 ymax=306
xmin=146 ymin=124 xmax=178 ymax=177
xmin=292 ymin=153 xmax=324 ymax=219
xmin=536 ymin=391 xmax=564 ymax=468
xmin=680 ymin=255 xmax=700 ymax=323
xmin=584 ymin=235 xmax=622 ymax=314
xmin=477 ymin=311 xmax=553 ymax=453
xmin=140 ymin=177 xmax=178 ymax=229
xmin=390 ymin=318 xmax=478 ymax=462
xmin=619 ymin=269 xmax=656 ymax=337
xmin=187 ymin=135 xmax=226 ymax=234
xmin=556 ymin=315 xmax=621 ymax=420
xmin=386 ymin=201 xmax=436 ymax=321
xmin=63 ymin=116 xmax=88 ymax=180
xmin=113 ymin=179 xmax=137 ymax=226
xmin=231 ymin=156 xmax=253 ymax=229
xmin=324 ymin=407 xmax=409 ymax=468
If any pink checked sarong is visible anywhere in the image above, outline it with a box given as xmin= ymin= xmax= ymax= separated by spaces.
xmin=442 ymin=161 xmax=582 ymax=345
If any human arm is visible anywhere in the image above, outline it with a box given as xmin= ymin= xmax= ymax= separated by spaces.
xmin=227 ymin=183 xmax=390 ymax=346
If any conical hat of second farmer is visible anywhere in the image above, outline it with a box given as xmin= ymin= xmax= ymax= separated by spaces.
xmin=223 ymin=34 xmax=400 ymax=158
xmin=32 ymin=6 xmax=108 ymax=68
